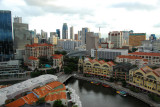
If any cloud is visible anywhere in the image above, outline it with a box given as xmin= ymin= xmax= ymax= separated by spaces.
xmin=111 ymin=2 xmax=156 ymax=11
xmin=23 ymin=0 xmax=94 ymax=16
xmin=154 ymin=23 xmax=160 ymax=28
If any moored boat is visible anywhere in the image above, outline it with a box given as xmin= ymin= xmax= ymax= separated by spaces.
xmin=102 ymin=84 xmax=110 ymax=88
xmin=116 ymin=91 xmax=127 ymax=96
xmin=91 ymin=81 xmax=100 ymax=85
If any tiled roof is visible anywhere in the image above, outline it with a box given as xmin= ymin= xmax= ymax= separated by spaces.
xmin=25 ymin=43 xmax=53 ymax=47
xmin=140 ymin=66 xmax=153 ymax=74
xmin=22 ymin=93 xmax=38 ymax=104
xmin=143 ymin=59 xmax=148 ymax=62
xmin=45 ymin=92 xmax=67 ymax=101
xmin=107 ymin=61 xmax=115 ymax=66
xmin=117 ymin=55 xmax=142 ymax=59
xmin=128 ymin=52 xmax=160 ymax=56
xmin=52 ymin=54 xmax=63 ymax=59
xmin=28 ymin=56 xmax=38 ymax=60
xmin=5 ymin=80 xmax=65 ymax=107
xmin=86 ymin=58 xmax=115 ymax=66
xmin=5 ymin=98 xmax=25 ymax=107
xmin=153 ymin=68 xmax=160 ymax=77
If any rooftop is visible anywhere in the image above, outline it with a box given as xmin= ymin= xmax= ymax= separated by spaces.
xmin=85 ymin=58 xmax=115 ymax=66
xmin=0 ymin=74 xmax=58 ymax=106
xmin=129 ymin=33 xmax=146 ymax=36
xmin=28 ymin=56 xmax=38 ymax=60
xmin=52 ymin=54 xmax=63 ymax=59
xmin=25 ymin=43 xmax=53 ymax=47
xmin=129 ymin=52 xmax=160 ymax=56
xmin=117 ymin=55 xmax=143 ymax=59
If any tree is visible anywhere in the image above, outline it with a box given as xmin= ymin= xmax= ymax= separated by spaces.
xmin=109 ymin=77 xmax=114 ymax=82
xmin=122 ymin=80 xmax=127 ymax=87
xmin=53 ymin=100 xmax=65 ymax=107
xmin=148 ymin=93 xmax=160 ymax=103
xmin=36 ymin=97 xmax=45 ymax=105
xmin=132 ymin=48 xmax=138 ymax=52
xmin=55 ymin=51 xmax=61 ymax=54
xmin=64 ymin=67 xmax=72 ymax=74
xmin=61 ymin=51 xmax=67 ymax=56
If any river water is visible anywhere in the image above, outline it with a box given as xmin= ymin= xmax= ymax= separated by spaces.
xmin=65 ymin=77 xmax=150 ymax=107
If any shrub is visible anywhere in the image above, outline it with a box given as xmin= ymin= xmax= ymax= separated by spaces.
xmin=148 ymin=93 xmax=160 ymax=103
xmin=129 ymin=86 xmax=140 ymax=93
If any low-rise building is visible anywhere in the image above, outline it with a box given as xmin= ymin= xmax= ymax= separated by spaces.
xmin=27 ymin=56 xmax=39 ymax=71
xmin=1 ymin=75 xmax=68 ymax=107
xmin=91 ymin=48 xmax=128 ymax=60
xmin=138 ymin=40 xmax=160 ymax=53
xmin=52 ymin=54 xmax=63 ymax=71
xmin=113 ymin=63 xmax=135 ymax=81
xmin=128 ymin=52 xmax=160 ymax=65
xmin=81 ymin=57 xmax=115 ymax=79
xmin=129 ymin=66 xmax=160 ymax=95
xmin=24 ymin=43 xmax=54 ymax=70
xmin=115 ymin=55 xmax=149 ymax=68
xmin=0 ymin=60 xmax=29 ymax=79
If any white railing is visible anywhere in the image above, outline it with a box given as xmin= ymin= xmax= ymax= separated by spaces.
xmin=67 ymin=87 xmax=82 ymax=107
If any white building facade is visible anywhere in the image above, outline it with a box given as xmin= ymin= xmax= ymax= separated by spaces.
xmin=91 ymin=48 xmax=128 ymax=60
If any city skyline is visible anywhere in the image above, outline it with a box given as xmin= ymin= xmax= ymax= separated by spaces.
xmin=0 ymin=0 xmax=160 ymax=38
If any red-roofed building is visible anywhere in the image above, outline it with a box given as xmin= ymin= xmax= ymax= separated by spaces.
xmin=128 ymin=52 xmax=160 ymax=65
xmin=81 ymin=57 xmax=116 ymax=79
xmin=115 ymin=55 xmax=149 ymax=68
xmin=28 ymin=56 xmax=39 ymax=70
xmin=52 ymin=54 xmax=64 ymax=71
xmin=129 ymin=66 xmax=160 ymax=95
xmin=24 ymin=43 xmax=54 ymax=70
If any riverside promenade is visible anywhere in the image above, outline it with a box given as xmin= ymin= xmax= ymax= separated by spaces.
xmin=74 ymin=74 xmax=160 ymax=107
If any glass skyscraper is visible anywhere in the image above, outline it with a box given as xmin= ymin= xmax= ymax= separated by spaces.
xmin=56 ymin=29 xmax=60 ymax=39
xmin=62 ymin=23 xmax=68 ymax=39
xmin=0 ymin=10 xmax=13 ymax=61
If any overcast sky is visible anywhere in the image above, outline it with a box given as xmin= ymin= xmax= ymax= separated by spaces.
xmin=1 ymin=0 xmax=160 ymax=38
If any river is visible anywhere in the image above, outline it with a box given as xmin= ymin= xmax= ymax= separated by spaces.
xmin=65 ymin=77 xmax=150 ymax=107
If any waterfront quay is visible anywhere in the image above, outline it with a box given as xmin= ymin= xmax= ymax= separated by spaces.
xmin=73 ymin=74 xmax=160 ymax=107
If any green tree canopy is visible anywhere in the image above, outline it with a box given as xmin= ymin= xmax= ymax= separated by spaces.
xmin=53 ymin=100 xmax=65 ymax=107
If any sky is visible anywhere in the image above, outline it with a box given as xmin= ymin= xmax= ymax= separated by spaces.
xmin=0 ymin=0 xmax=160 ymax=39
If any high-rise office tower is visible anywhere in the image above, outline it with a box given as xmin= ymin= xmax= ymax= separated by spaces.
xmin=0 ymin=10 xmax=13 ymax=61
xmin=78 ymin=31 xmax=82 ymax=40
xmin=108 ymin=31 xmax=123 ymax=48
xmin=86 ymin=32 xmax=99 ymax=55
xmin=70 ymin=26 xmax=74 ymax=40
xmin=41 ymin=30 xmax=48 ymax=43
xmin=13 ymin=16 xmax=32 ymax=60
xmin=82 ymin=27 xmax=90 ymax=45
xmin=62 ymin=23 xmax=68 ymax=39
xmin=56 ymin=29 xmax=60 ymax=39
xmin=13 ymin=17 xmax=30 ymax=50
xmin=74 ymin=34 xmax=78 ymax=40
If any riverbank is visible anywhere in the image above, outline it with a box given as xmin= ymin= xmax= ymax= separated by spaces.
xmin=73 ymin=74 xmax=160 ymax=107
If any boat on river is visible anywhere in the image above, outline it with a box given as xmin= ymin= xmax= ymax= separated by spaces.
xmin=91 ymin=81 xmax=100 ymax=85
xmin=116 ymin=91 xmax=127 ymax=96
xmin=102 ymin=84 xmax=110 ymax=88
